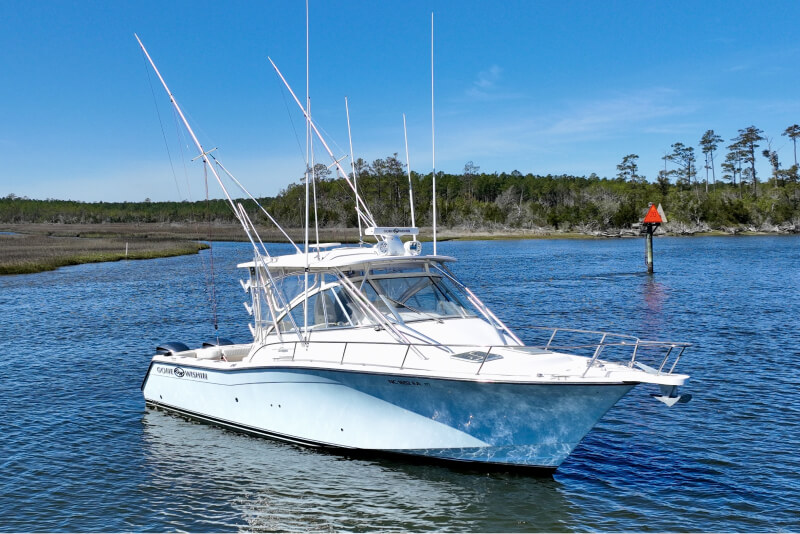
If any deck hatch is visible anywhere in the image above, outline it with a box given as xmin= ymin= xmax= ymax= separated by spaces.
xmin=451 ymin=350 xmax=503 ymax=363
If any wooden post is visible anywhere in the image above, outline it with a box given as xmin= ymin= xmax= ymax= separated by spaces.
xmin=641 ymin=203 xmax=665 ymax=274
xmin=645 ymin=224 xmax=654 ymax=273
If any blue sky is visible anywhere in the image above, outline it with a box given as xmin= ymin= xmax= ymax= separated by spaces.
xmin=1 ymin=0 xmax=799 ymax=202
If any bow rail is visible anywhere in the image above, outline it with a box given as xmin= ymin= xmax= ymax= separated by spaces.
xmin=239 ymin=326 xmax=690 ymax=378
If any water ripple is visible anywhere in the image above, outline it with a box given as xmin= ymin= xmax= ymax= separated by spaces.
xmin=1 ymin=237 xmax=798 ymax=531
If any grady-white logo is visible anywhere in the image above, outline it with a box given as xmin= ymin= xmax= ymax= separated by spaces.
xmin=173 ymin=367 xmax=185 ymax=378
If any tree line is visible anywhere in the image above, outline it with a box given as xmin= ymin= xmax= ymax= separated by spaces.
xmin=3 ymin=123 xmax=799 ymax=233
xmin=633 ymin=124 xmax=800 ymax=196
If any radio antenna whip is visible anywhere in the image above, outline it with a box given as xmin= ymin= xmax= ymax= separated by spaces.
xmin=403 ymin=113 xmax=416 ymax=230
xmin=431 ymin=12 xmax=437 ymax=254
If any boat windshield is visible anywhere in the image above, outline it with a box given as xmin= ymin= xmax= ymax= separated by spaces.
xmin=262 ymin=263 xmax=479 ymax=335
xmin=364 ymin=272 xmax=477 ymax=321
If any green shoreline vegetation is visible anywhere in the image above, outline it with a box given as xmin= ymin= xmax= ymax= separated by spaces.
xmin=3 ymin=124 xmax=799 ymax=274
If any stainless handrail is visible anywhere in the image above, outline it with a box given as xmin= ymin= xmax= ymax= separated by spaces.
xmin=247 ymin=325 xmax=690 ymax=376
xmin=582 ymin=333 xmax=607 ymax=377
xmin=669 ymin=346 xmax=688 ymax=374
xmin=519 ymin=325 xmax=690 ymax=376
xmin=476 ymin=346 xmax=494 ymax=375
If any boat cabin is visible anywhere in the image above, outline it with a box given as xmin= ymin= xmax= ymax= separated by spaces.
xmin=239 ymin=246 xmax=518 ymax=346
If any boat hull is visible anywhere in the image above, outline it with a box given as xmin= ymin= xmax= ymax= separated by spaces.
xmin=142 ymin=361 xmax=633 ymax=468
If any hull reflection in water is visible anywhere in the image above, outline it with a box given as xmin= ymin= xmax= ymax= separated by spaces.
xmin=141 ymin=409 xmax=573 ymax=531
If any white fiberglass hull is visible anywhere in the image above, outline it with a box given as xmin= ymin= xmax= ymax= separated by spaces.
xmin=142 ymin=360 xmax=633 ymax=469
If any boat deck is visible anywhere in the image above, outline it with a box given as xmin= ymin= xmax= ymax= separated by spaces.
xmin=153 ymin=334 xmax=688 ymax=387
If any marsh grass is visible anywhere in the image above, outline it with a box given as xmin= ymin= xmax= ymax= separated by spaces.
xmin=0 ymin=223 xmax=366 ymax=243
xmin=0 ymin=222 xmax=570 ymax=243
xmin=1 ymin=220 xmax=731 ymax=276
xmin=0 ymin=221 xmax=666 ymax=276
xmin=0 ymin=222 xmax=616 ymax=277
xmin=0 ymin=233 xmax=208 ymax=275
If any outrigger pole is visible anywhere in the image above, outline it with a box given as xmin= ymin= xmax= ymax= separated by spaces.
xmin=135 ymin=34 xmax=255 ymax=247
xmin=138 ymin=35 xmax=300 ymax=337
xmin=345 ymin=97 xmax=363 ymax=242
xmin=268 ymin=57 xmax=378 ymax=230
xmin=136 ymin=34 xmax=303 ymax=342
xmin=208 ymin=156 xmax=301 ymax=253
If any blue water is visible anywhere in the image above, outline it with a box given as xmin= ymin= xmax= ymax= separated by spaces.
xmin=1 ymin=236 xmax=798 ymax=532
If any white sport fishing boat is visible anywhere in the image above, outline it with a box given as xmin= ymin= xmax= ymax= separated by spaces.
xmin=137 ymin=36 xmax=691 ymax=471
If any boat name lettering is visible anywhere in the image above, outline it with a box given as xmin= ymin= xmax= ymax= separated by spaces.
xmin=388 ymin=379 xmax=430 ymax=387
xmin=155 ymin=366 xmax=207 ymax=380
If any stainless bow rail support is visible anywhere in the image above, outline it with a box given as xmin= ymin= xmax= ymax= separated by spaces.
xmin=476 ymin=346 xmax=494 ymax=375
xmin=582 ymin=333 xmax=608 ymax=377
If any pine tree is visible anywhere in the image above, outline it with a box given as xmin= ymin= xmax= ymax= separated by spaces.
xmin=700 ymin=130 xmax=723 ymax=192
xmin=782 ymin=124 xmax=800 ymax=167
xmin=615 ymin=154 xmax=646 ymax=184
xmin=667 ymin=142 xmax=696 ymax=190
xmin=731 ymin=126 xmax=765 ymax=197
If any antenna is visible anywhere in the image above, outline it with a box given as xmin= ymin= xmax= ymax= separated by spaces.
xmin=309 ymin=98 xmax=320 ymax=256
xmin=431 ymin=12 xmax=437 ymax=255
xmin=345 ymin=97 xmax=363 ymax=242
xmin=303 ymin=0 xmax=312 ymax=339
xmin=403 ymin=113 xmax=416 ymax=230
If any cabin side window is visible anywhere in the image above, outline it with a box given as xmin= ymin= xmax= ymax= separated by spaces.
xmin=278 ymin=288 xmax=354 ymax=332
